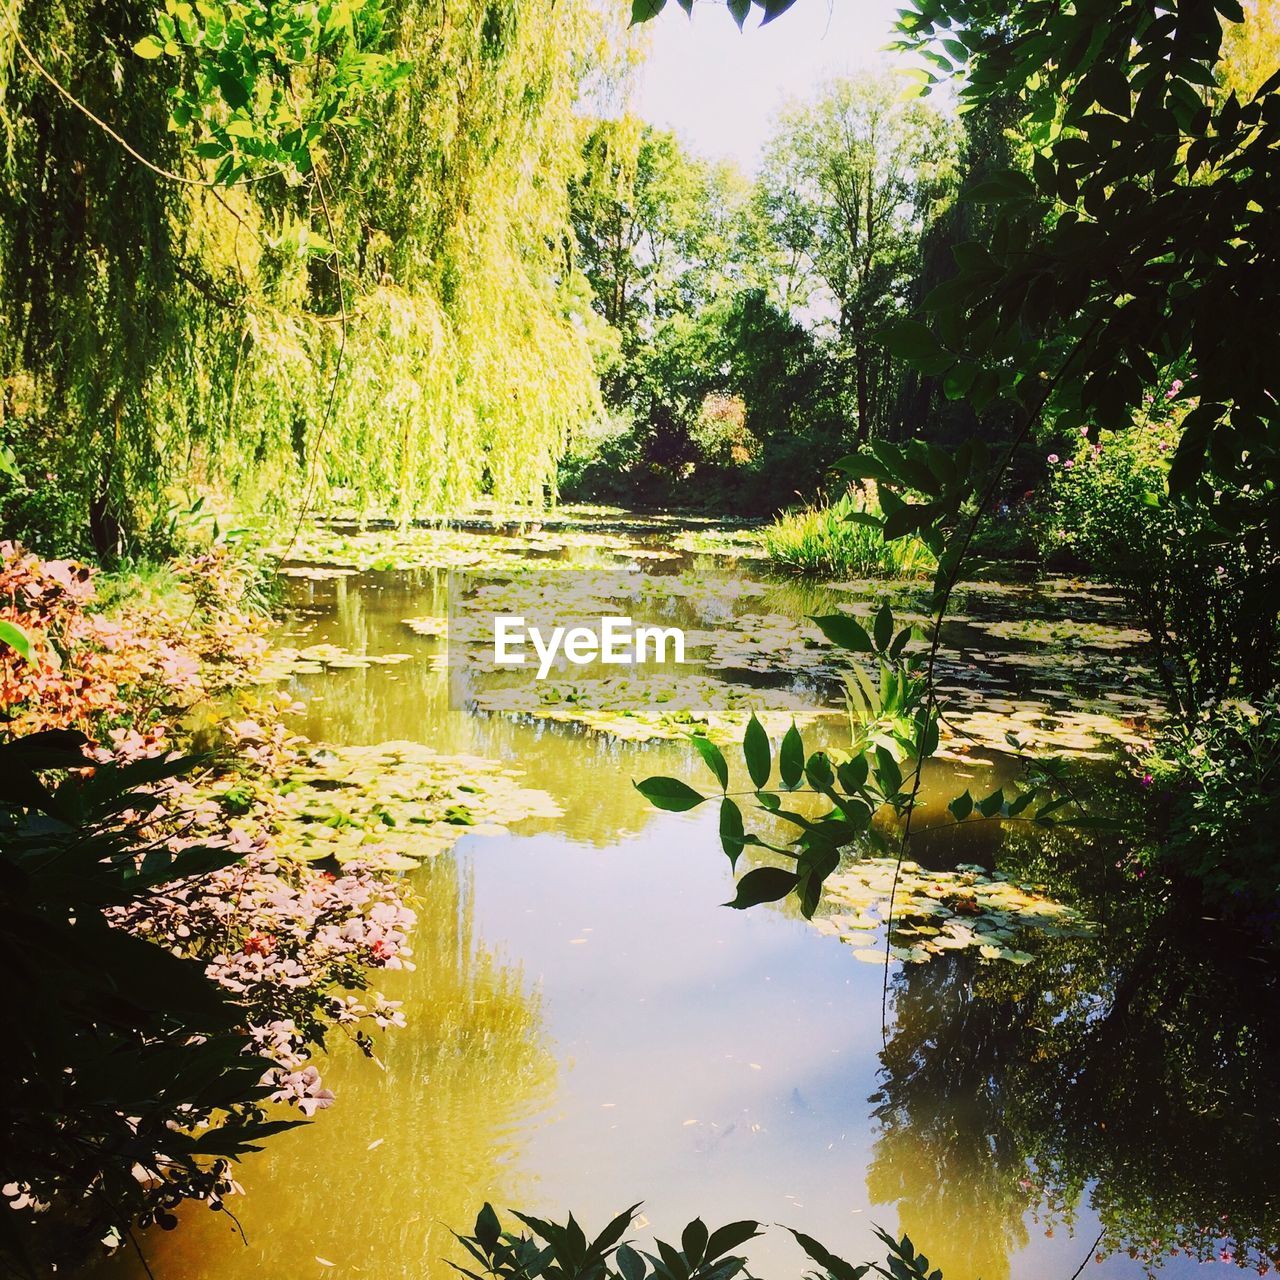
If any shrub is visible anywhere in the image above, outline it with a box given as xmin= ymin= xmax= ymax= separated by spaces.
xmin=0 ymin=544 xmax=413 ymax=1267
xmin=1143 ymin=693 xmax=1280 ymax=922
xmin=1040 ymin=414 xmax=1279 ymax=716
xmin=763 ymin=492 xmax=936 ymax=578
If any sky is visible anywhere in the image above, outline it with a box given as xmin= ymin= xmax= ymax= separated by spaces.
xmin=633 ymin=0 xmax=906 ymax=174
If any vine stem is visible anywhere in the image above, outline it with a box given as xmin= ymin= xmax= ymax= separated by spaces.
xmin=879 ymin=318 xmax=1102 ymax=1044
xmin=1 ymin=4 xmax=279 ymax=188
xmin=1067 ymin=1227 xmax=1106 ymax=1280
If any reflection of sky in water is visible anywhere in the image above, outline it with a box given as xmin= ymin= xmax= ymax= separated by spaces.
xmin=456 ymin=815 xmax=1242 ymax=1280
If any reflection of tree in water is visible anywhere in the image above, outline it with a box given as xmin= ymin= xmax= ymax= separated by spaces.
xmin=1012 ymin=915 xmax=1280 ymax=1272
xmin=870 ymin=822 xmax=1280 ymax=1279
xmin=98 ymin=855 xmax=556 ymax=1280
xmin=868 ymin=952 xmax=1033 ymax=1280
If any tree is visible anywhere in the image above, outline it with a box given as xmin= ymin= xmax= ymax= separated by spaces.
xmin=885 ymin=91 xmax=1023 ymax=455
xmin=756 ymin=73 xmax=959 ymax=441
xmin=571 ymin=118 xmax=763 ymax=354
xmin=1 ymin=0 xmax=618 ymax=555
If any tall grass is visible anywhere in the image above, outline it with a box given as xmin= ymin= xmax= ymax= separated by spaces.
xmin=763 ymin=493 xmax=936 ymax=578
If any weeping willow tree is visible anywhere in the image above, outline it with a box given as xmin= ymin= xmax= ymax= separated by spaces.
xmin=0 ymin=0 xmax=617 ymax=555
xmin=0 ymin=0 xmax=192 ymax=555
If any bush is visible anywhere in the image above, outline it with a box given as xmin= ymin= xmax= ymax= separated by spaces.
xmin=0 ymin=544 xmax=413 ymax=1268
xmin=1144 ymin=693 xmax=1280 ymax=923
xmin=1040 ymin=413 xmax=1279 ymax=716
xmin=763 ymin=491 xmax=936 ymax=578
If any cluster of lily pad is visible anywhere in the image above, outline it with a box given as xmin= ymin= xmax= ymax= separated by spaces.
xmin=810 ymin=858 xmax=1094 ymax=965
xmin=265 ymin=740 xmax=561 ymax=870
xmin=467 ymin=674 xmax=842 ymax=744
xmin=253 ymin=641 xmax=415 ymax=680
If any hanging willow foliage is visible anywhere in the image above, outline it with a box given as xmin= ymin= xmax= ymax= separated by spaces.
xmin=0 ymin=0 xmax=620 ymax=553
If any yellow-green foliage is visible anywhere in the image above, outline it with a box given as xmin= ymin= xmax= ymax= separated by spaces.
xmin=0 ymin=0 xmax=619 ymax=549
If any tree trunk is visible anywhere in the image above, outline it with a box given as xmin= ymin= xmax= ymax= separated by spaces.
xmin=855 ymin=342 xmax=871 ymax=443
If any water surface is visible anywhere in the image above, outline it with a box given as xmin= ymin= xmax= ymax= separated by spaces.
xmin=103 ymin=530 xmax=1279 ymax=1280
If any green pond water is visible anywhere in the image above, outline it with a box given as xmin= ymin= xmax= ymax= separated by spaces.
xmin=102 ymin=513 xmax=1280 ymax=1280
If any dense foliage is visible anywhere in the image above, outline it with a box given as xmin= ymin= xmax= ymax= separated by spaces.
xmin=1144 ymin=694 xmax=1280 ymax=918
xmin=2 ymin=0 xmax=1279 ymax=1266
xmin=1042 ymin=405 xmax=1277 ymax=714
xmin=634 ymin=0 xmax=1280 ymax=928
xmin=0 ymin=545 xmax=413 ymax=1267
xmin=0 ymin=0 xmax=616 ymax=555
xmin=563 ymin=85 xmax=965 ymax=510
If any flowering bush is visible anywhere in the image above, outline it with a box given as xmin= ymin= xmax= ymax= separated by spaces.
xmin=1039 ymin=413 xmax=1279 ymax=718
xmin=1142 ymin=694 xmax=1280 ymax=923
xmin=0 ymin=543 xmax=416 ymax=1268
xmin=0 ymin=540 xmax=272 ymax=739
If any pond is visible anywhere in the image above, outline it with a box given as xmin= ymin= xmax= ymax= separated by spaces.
xmin=101 ymin=511 xmax=1280 ymax=1280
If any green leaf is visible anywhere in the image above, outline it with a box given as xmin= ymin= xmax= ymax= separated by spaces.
xmin=879 ymin=319 xmax=943 ymax=360
xmin=963 ymin=170 xmax=1036 ymax=203
xmin=630 ymin=0 xmax=666 ymax=22
xmin=474 ymin=1204 xmax=502 ymax=1251
xmin=704 ymin=1221 xmax=761 ymax=1261
xmin=881 ymin=502 xmax=927 ymax=542
xmin=976 ymin=788 xmax=1005 ymax=818
xmin=948 ymin=790 xmax=973 ymax=821
xmin=719 ymin=798 xmax=745 ymax=865
xmin=759 ymin=0 xmax=797 ymax=22
xmin=779 ymin=723 xmax=804 ymax=789
xmin=725 ymin=867 xmax=797 ymax=909
xmin=804 ymin=751 xmax=835 ymax=793
xmin=690 ymin=734 xmax=728 ymax=792
xmin=837 ymin=755 xmax=869 ymax=794
xmin=810 ymin=614 xmax=873 ymax=652
xmin=873 ymin=602 xmax=893 ymax=652
xmin=592 ymin=1205 xmax=641 ymax=1256
xmin=617 ymin=1245 xmax=647 ymax=1280
xmin=132 ymin=34 xmax=165 ymax=58
xmin=215 ymin=71 xmax=251 ymax=110
xmin=743 ymin=713 xmax=770 ymax=788
xmin=874 ymin=746 xmax=902 ymax=796
xmin=681 ymin=1219 xmax=708 ymax=1268
xmin=832 ymin=453 xmax=894 ymax=483
xmin=635 ymin=777 xmax=704 ymax=812
xmin=0 ymin=619 xmax=37 ymax=664
xmin=786 ymin=1229 xmax=870 ymax=1280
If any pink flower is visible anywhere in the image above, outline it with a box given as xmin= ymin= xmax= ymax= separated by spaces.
xmin=1047 ymin=453 xmax=1059 ymax=464
xmin=1063 ymin=458 xmax=1075 ymax=469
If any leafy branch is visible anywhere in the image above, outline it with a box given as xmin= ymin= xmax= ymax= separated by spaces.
xmin=452 ymin=1202 xmax=946 ymax=1280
